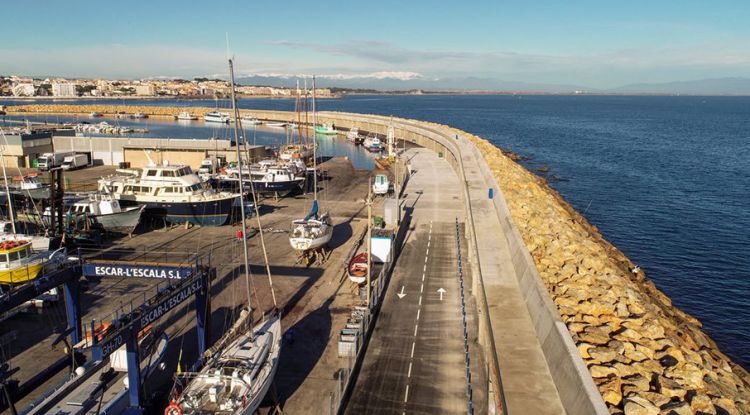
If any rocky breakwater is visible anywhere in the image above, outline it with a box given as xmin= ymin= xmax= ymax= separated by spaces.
xmin=460 ymin=132 xmax=750 ymax=414
xmin=6 ymin=104 xmax=230 ymax=118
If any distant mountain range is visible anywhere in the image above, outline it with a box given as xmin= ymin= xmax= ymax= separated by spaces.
xmin=236 ymin=75 xmax=750 ymax=95
xmin=607 ymin=77 xmax=750 ymax=95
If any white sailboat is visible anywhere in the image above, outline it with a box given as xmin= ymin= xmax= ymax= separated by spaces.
xmin=166 ymin=57 xmax=281 ymax=415
xmin=289 ymin=76 xmax=333 ymax=252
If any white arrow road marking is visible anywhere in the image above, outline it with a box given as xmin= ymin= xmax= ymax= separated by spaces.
xmin=397 ymin=285 xmax=407 ymax=299
xmin=437 ymin=287 xmax=447 ymax=301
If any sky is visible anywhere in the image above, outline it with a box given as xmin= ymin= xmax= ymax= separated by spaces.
xmin=2 ymin=0 xmax=749 ymax=89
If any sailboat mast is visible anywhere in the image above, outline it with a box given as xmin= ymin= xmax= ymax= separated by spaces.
xmin=228 ymin=58 xmax=253 ymax=311
xmin=312 ymin=76 xmax=318 ymax=201
xmin=0 ymin=131 xmax=16 ymax=235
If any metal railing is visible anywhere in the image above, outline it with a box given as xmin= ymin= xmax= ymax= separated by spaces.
xmin=456 ymin=217 xmax=474 ymax=414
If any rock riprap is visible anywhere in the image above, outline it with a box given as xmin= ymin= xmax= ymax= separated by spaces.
xmin=462 ymin=131 xmax=749 ymax=414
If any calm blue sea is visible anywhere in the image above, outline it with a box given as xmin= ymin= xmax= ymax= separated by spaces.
xmin=3 ymin=95 xmax=749 ymax=368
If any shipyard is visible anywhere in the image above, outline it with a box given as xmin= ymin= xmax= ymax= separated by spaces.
xmin=0 ymin=80 xmax=501 ymax=415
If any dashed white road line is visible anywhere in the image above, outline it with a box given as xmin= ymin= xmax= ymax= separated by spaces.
xmin=416 ymin=309 xmax=421 ymax=320
xmin=420 ymin=283 xmax=424 ymax=293
xmin=404 ymin=384 xmax=410 ymax=402
xmin=413 ymin=324 xmax=419 ymax=337
xmin=418 ymin=295 xmax=422 ymax=306
xmin=407 ymin=362 xmax=413 ymax=378
xmin=411 ymin=341 xmax=416 ymax=358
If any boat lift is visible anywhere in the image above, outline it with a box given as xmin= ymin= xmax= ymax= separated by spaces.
xmin=80 ymin=257 xmax=213 ymax=414
xmin=0 ymin=256 xmax=214 ymax=415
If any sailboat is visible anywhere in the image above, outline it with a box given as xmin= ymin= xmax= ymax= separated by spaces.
xmin=166 ymin=57 xmax=281 ymax=415
xmin=290 ymin=76 xmax=334 ymax=252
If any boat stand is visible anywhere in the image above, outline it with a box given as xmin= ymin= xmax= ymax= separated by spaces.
xmin=265 ymin=382 xmax=285 ymax=415
xmin=296 ymin=245 xmax=330 ymax=267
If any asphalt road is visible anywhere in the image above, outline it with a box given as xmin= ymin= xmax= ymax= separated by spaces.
xmin=346 ymin=148 xmax=474 ymax=415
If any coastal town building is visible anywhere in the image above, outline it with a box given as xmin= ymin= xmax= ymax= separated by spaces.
xmin=51 ymin=82 xmax=77 ymax=97
xmin=12 ymin=83 xmax=35 ymax=97
xmin=134 ymin=84 xmax=156 ymax=96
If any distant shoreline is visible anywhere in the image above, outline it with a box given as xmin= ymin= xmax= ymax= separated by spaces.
xmin=2 ymin=92 xmax=749 ymax=101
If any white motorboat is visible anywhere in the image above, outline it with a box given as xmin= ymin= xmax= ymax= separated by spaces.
xmin=363 ymin=135 xmax=384 ymax=152
xmin=98 ymin=159 xmax=241 ymax=226
xmin=89 ymin=112 xmax=103 ymax=118
xmin=266 ymin=121 xmax=287 ymax=128
xmin=69 ymin=193 xmax=146 ymax=236
xmin=241 ymin=114 xmax=261 ymax=125
xmin=346 ymin=127 xmax=361 ymax=141
xmin=204 ymin=111 xmax=230 ymax=123
xmin=178 ymin=111 xmax=198 ymax=120
xmin=132 ymin=112 xmax=148 ymax=119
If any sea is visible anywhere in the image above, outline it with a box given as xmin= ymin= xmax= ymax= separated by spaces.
xmin=2 ymin=95 xmax=748 ymax=369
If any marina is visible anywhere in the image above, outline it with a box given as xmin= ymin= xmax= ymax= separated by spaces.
xmin=1 ymin=99 xmax=748 ymax=415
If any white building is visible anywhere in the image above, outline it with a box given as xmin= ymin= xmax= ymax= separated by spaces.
xmin=51 ymin=82 xmax=78 ymax=97
xmin=134 ymin=84 xmax=155 ymax=96
xmin=12 ymin=83 xmax=35 ymax=96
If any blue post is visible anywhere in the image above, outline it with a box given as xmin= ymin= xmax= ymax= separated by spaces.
xmin=195 ymin=272 xmax=211 ymax=356
xmin=488 ymin=188 xmax=494 ymax=199
xmin=63 ymin=279 xmax=81 ymax=345
xmin=125 ymin=333 xmax=142 ymax=409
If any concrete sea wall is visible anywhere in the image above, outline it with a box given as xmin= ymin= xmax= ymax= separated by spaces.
xmin=8 ymin=103 xmax=750 ymax=414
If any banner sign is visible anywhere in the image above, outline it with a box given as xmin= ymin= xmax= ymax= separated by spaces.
xmin=82 ymin=263 xmax=193 ymax=279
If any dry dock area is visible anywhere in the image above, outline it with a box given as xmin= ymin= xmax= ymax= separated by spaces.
xmin=1 ymin=156 xmax=389 ymax=414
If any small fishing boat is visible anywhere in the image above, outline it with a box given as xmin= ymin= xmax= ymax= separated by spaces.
xmin=266 ymin=121 xmax=288 ymax=128
xmin=177 ymin=111 xmax=198 ymax=120
xmin=347 ymin=252 xmax=369 ymax=284
xmin=346 ymin=127 xmax=361 ymax=142
xmin=241 ymin=114 xmax=262 ymax=125
xmin=69 ymin=193 xmax=146 ymax=236
xmin=89 ymin=112 xmax=103 ymax=118
xmin=204 ymin=111 xmax=230 ymax=123
xmin=315 ymin=123 xmax=337 ymax=135
xmin=132 ymin=112 xmax=148 ymax=119
xmin=0 ymin=239 xmax=65 ymax=285
xmin=279 ymin=144 xmax=313 ymax=161
xmin=363 ymin=136 xmax=384 ymax=152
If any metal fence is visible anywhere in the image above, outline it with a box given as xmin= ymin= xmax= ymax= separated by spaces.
xmin=456 ymin=217 xmax=474 ymax=414
xmin=325 ymin=213 xmax=409 ymax=415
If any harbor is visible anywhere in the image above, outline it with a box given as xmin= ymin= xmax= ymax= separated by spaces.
xmin=1 ymin=100 xmax=749 ymax=415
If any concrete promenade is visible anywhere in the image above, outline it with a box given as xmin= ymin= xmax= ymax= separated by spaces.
xmin=452 ymin=135 xmax=566 ymax=414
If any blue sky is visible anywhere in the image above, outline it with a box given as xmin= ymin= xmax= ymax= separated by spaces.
xmin=2 ymin=0 xmax=749 ymax=88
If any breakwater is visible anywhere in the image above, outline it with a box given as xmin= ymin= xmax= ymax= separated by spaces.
xmin=6 ymin=103 xmax=750 ymax=413
xmin=465 ymin=132 xmax=750 ymax=414
xmin=3 ymin=103 xmax=263 ymax=119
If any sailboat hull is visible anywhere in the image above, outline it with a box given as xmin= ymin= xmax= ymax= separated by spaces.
xmin=174 ymin=313 xmax=282 ymax=415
